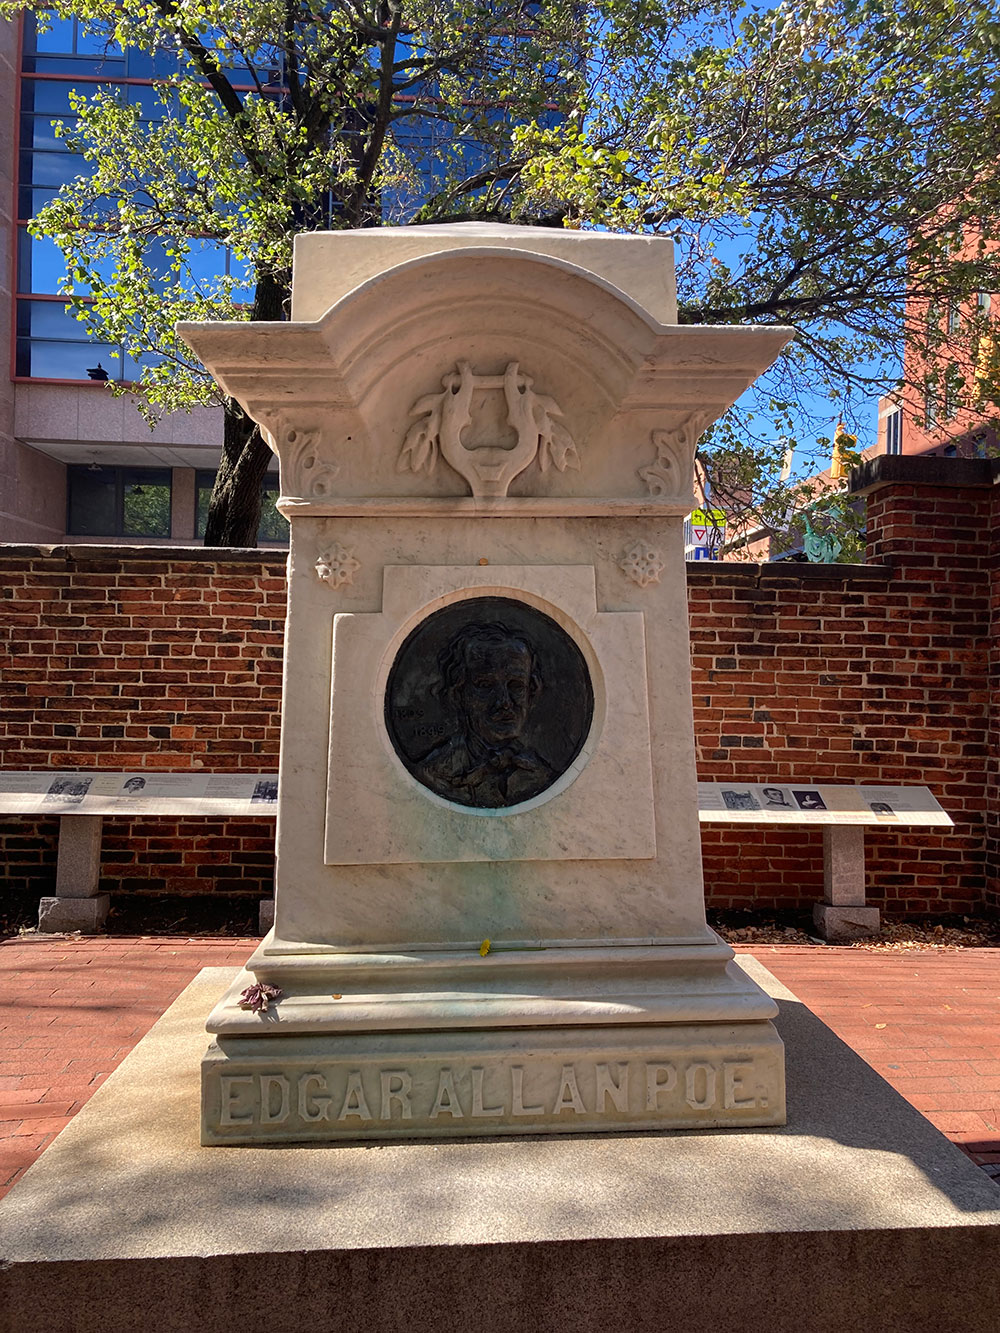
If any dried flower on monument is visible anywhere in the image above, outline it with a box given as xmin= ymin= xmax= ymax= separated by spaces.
xmin=238 ymin=982 xmax=283 ymax=1013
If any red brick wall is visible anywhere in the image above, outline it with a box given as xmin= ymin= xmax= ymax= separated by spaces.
xmin=987 ymin=477 xmax=1000 ymax=914
xmin=1 ymin=548 xmax=286 ymax=906
xmin=1 ymin=461 xmax=997 ymax=922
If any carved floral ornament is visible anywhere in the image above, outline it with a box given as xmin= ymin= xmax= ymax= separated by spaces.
xmin=638 ymin=413 xmax=714 ymax=499
xmin=618 ymin=541 xmax=665 ymax=588
xmin=260 ymin=414 xmax=339 ymax=501
xmin=315 ymin=542 xmax=361 ymax=589
xmin=397 ymin=360 xmax=579 ymax=498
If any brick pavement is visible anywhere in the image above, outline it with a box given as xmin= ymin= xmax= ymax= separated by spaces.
xmin=1 ymin=936 xmax=998 ymax=1202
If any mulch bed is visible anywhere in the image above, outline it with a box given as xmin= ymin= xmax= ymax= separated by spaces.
xmin=2 ymin=891 xmax=997 ymax=950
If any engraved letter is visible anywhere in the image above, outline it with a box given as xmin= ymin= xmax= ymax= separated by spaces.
xmin=552 ymin=1064 xmax=586 ymax=1115
xmin=338 ymin=1070 xmax=373 ymax=1121
xmin=259 ymin=1074 xmax=291 ymax=1125
xmin=471 ymin=1067 xmax=504 ymax=1118
xmin=429 ymin=1068 xmax=464 ymax=1119
xmin=595 ymin=1062 xmax=629 ymax=1113
xmin=645 ymin=1063 xmax=677 ymax=1110
xmin=723 ymin=1061 xmax=757 ymax=1109
xmin=380 ymin=1070 xmax=413 ymax=1120
xmin=685 ymin=1062 xmax=718 ymax=1111
xmin=511 ymin=1066 xmax=545 ymax=1116
xmin=298 ymin=1073 xmax=331 ymax=1123
xmin=220 ymin=1074 xmax=255 ymax=1126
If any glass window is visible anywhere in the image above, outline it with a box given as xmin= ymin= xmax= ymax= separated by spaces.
xmin=20 ymin=149 xmax=94 ymax=188
xmin=947 ymin=302 xmax=961 ymax=335
xmin=67 ymin=465 xmax=116 ymax=534
xmin=22 ymin=80 xmax=79 ymax=116
xmin=17 ymin=338 xmax=118 ymax=379
xmin=885 ymin=409 xmax=902 ymax=456
xmin=17 ymin=297 xmax=92 ymax=338
xmin=924 ymin=383 xmax=938 ymax=429
xmin=33 ymin=15 xmax=76 ymax=54
xmin=19 ymin=184 xmax=60 ymax=218
xmin=28 ymin=56 xmax=126 ymax=77
xmin=977 ymin=291 xmax=992 ymax=314
xmin=67 ymin=465 xmax=171 ymax=537
xmin=18 ymin=228 xmax=119 ymax=294
xmin=942 ymin=364 xmax=960 ymax=421
xmin=22 ymin=114 xmax=79 ymax=153
xmin=196 ymin=470 xmax=288 ymax=544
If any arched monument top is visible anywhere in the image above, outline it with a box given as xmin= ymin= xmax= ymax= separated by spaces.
xmin=290 ymin=222 xmax=677 ymax=324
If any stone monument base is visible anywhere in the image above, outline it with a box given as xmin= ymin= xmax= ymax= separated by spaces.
xmin=3 ymin=962 xmax=999 ymax=1333
xmin=201 ymin=936 xmax=785 ymax=1142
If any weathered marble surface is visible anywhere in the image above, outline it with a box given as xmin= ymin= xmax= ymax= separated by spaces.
xmin=178 ymin=224 xmax=793 ymax=1144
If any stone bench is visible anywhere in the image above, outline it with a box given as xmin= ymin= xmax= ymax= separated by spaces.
xmin=0 ymin=772 xmax=278 ymax=934
xmin=698 ymin=782 xmax=953 ymax=941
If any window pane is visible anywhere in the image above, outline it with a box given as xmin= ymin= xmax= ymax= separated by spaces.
xmin=17 ymin=299 xmax=94 ymax=338
xmin=122 ymin=471 xmax=171 ymax=537
xmin=18 ymin=230 xmax=119 ymax=295
xmin=22 ymin=114 xmax=79 ymax=152
xmin=19 ymin=185 xmax=60 ymax=218
xmin=195 ymin=471 xmax=214 ymax=538
xmin=124 ymin=48 xmax=187 ymax=79
xmin=75 ymin=24 xmax=122 ymax=58
xmin=22 ymin=149 xmax=93 ymax=188
xmin=21 ymin=79 xmax=100 ymax=115
xmin=121 ymin=347 xmax=167 ymax=381
xmin=257 ymin=478 xmax=288 ymax=543
xmin=67 ymin=465 xmax=117 ymax=534
xmin=28 ymin=55 xmax=126 ymax=76
xmin=34 ymin=16 xmax=76 ymax=54
xmin=17 ymin=337 xmax=118 ymax=379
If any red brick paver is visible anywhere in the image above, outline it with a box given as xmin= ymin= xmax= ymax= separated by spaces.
xmin=1 ymin=937 xmax=999 ymax=1200
xmin=0 ymin=934 xmax=256 ymax=1199
xmin=743 ymin=945 xmax=1000 ymax=1178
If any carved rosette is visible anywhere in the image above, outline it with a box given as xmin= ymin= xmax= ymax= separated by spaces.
xmin=397 ymin=360 xmax=579 ymax=497
xmin=315 ymin=542 xmax=361 ymax=589
xmin=618 ymin=541 xmax=666 ymax=588
xmin=261 ymin=414 xmax=339 ymax=500
xmin=638 ymin=414 xmax=714 ymax=501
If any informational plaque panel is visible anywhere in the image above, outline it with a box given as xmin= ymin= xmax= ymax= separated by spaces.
xmin=697 ymin=783 xmax=951 ymax=826
xmin=0 ymin=772 xmax=279 ymax=817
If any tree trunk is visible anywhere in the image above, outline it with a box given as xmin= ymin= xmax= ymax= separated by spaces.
xmin=202 ymin=404 xmax=274 ymax=547
xmin=202 ymin=271 xmax=289 ymax=548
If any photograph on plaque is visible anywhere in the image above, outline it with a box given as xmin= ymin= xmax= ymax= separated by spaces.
xmin=759 ymin=786 xmax=794 ymax=810
xmin=119 ymin=776 xmax=148 ymax=797
xmin=793 ymin=789 xmax=827 ymax=811
xmin=869 ymin=801 xmax=895 ymax=816
xmin=43 ymin=776 xmax=92 ymax=804
xmin=384 ymin=596 xmax=594 ymax=810
xmin=251 ymin=780 xmax=279 ymax=805
xmin=721 ymin=789 xmax=760 ymax=812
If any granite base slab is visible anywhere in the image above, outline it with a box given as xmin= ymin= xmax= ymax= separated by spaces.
xmin=2 ymin=960 xmax=999 ymax=1333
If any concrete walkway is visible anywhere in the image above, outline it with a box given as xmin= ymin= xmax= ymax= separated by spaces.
xmin=1 ymin=935 xmax=998 ymax=1200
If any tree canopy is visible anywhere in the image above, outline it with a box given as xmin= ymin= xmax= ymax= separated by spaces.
xmin=8 ymin=0 xmax=1000 ymax=546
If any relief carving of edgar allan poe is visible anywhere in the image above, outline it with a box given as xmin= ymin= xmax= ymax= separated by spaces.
xmin=385 ymin=597 xmax=593 ymax=810
xmin=420 ymin=622 xmax=555 ymax=807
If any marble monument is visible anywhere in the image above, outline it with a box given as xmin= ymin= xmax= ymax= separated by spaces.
xmin=179 ymin=223 xmax=792 ymax=1144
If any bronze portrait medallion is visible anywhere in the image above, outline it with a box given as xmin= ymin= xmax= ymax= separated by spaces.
xmin=384 ymin=596 xmax=594 ymax=809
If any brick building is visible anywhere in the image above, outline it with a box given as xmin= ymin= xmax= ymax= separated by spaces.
xmin=2 ymin=454 xmax=997 ymax=925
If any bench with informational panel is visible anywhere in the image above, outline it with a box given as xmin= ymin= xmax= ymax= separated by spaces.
xmin=698 ymin=782 xmax=953 ymax=940
xmin=2 ymin=773 xmax=952 ymax=940
xmin=0 ymin=772 xmax=278 ymax=934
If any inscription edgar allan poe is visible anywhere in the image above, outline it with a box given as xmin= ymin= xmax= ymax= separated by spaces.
xmin=217 ymin=1057 xmax=769 ymax=1130
xmin=385 ymin=596 xmax=593 ymax=809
